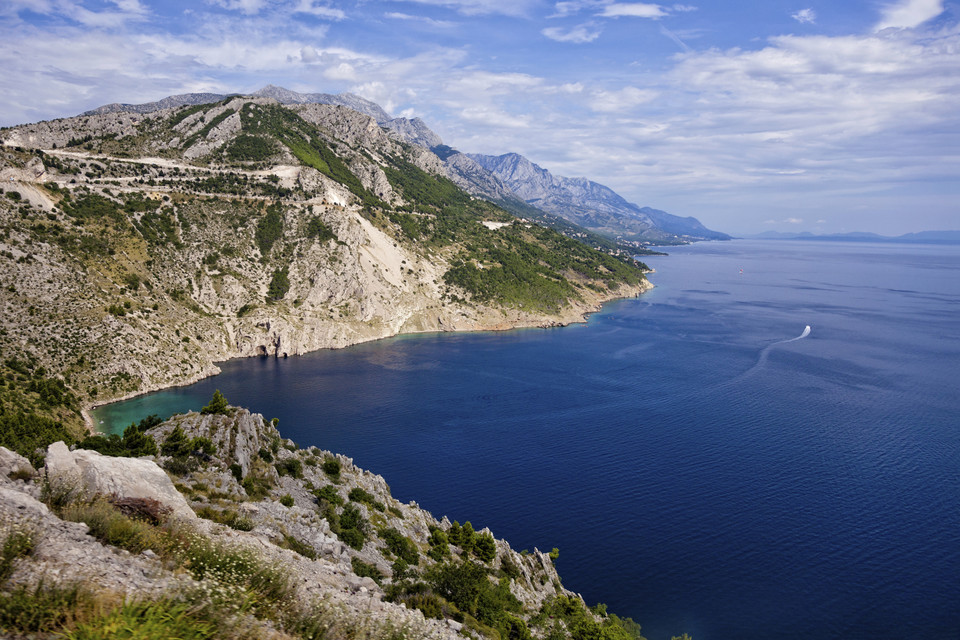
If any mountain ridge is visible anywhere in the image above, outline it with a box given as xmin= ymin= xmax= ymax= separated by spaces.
xmin=81 ymin=85 xmax=727 ymax=244
xmin=748 ymin=230 xmax=960 ymax=243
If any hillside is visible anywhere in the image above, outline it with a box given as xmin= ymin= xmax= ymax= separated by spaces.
xmin=0 ymin=94 xmax=649 ymax=446
xmin=469 ymin=153 xmax=730 ymax=244
xmin=0 ymin=397 xmax=647 ymax=639
xmin=77 ymin=86 xmax=726 ymax=246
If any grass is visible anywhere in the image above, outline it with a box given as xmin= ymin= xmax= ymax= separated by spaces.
xmin=0 ymin=526 xmax=35 ymax=583
xmin=57 ymin=599 xmax=217 ymax=640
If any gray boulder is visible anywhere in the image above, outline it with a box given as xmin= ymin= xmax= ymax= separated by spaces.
xmin=44 ymin=442 xmax=196 ymax=521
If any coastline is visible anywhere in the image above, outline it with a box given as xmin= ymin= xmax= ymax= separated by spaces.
xmin=84 ymin=278 xmax=653 ymax=433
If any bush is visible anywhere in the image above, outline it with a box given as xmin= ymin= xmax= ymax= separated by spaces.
xmin=78 ymin=416 xmax=159 ymax=458
xmin=321 ymin=457 xmax=341 ymax=479
xmin=241 ymin=475 xmax=272 ymax=500
xmin=381 ymin=528 xmax=419 ymax=565
xmin=348 ymin=487 xmax=384 ymax=511
xmin=280 ymin=534 xmax=316 ymax=559
xmin=266 ymin=266 xmax=290 ymax=301
xmin=337 ymin=504 xmax=367 ymax=550
xmin=59 ymin=599 xmax=218 ymax=640
xmin=474 ymin=532 xmax=497 ymax=563
xmin=274 ymin=458 xmax=302 ymax=479
xmin=0 ymin=527 xmax=35 ymax=583
xmin=314 ymin=484 xmax=343 ymax=506
xmin=200 ymin=390 xmax=229 ymax=415
xmin=161 ymin=426 xmax=214 ymax=461
xmin=351 ymin=557 xmax=383 ymax=585
xmin=279 ymin=494 xmax=294 ymax=508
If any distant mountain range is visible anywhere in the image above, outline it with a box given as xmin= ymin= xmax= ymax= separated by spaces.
xmin=84 ymin=86 xmax=728 ymax=244
xmin=749 ymin=230 xmax=960 ymax=244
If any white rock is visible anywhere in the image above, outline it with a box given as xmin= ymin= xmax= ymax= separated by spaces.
xmin=44 ymin=442 xmax=196 ymax=521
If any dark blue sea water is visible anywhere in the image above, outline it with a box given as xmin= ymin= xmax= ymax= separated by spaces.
xmin=94 ymin=240 xmax=960 ymax=640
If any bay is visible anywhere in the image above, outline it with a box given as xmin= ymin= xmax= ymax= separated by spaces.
xmin=94 ymin=240 xmax=960 ymax=640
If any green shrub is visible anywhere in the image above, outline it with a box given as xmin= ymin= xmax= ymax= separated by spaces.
xmin=78 ymin=415 xmax=159 ymax=458
xmin=314 ymin=484 xmax=343 ymax=506
xmin=348 ymin=486 xmax=385 ymax=511
xmin=351 ymin=557 xmax=383 ymax=585
xmin=274 ymin=458 xmax=302 ymax=479
xmin=321 ymin=456 xmax=341 ymax=479
xmin=0 ymin=583 xmax=95 ymax=634
xmin=255 ymin=203 xmax=283 ymax=256
xmin=474 ymin=532 xmax=497 ymax=563
xmin=280 ymin=534 xmax=316 ymax=559
xmin=0 ymin=527 xmax=35 ymax=583
xmin=200 ymin=390 xmax=229 ymax=415
xmin=381 ymin=528 xmax=419 ymax=565
xmin=58 ymin=599 xmax=217 ymax=640
xmin=266 ymin=266 xmax=290 ymax=301
xmin=337 ymin=504 xmax=367 ymax=550
xmin=60 ymin=499 xmax=161 ymax=554
xmin=241 ymin=475 xmax=272 ymax=500
xmin=279 ymin=494 xmax=294 ymax=508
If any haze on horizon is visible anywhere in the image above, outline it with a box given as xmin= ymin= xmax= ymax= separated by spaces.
xmin=1 ymin=0 xmax=957 ymax=236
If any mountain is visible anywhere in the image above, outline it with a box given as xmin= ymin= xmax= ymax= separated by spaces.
xmin=83 ymin=86 xmax=727 ymax=244
xmin=84 ymin=84 xmax=391 ymax=123
xmin=83 ymin=91 xmax=237 ymax=115
xmin=252 ymin=84 xmax=392 ymax=122
xmin=0 ymin=95 xmax=650 ymax=433
xmin=468 ymin=153 xmax=730 ymax=243
xmin=749 ymin=230 xmax=960 ymax=244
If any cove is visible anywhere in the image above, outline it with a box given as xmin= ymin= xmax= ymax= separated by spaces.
xmin=93 ymin=240 xmax=960 ymax=640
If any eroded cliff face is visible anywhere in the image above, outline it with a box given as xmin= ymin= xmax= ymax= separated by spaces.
xmin=0 ymin=98 xmax=650 ymax=419
xmin=0 ymin=407 xmax=580 ymax=639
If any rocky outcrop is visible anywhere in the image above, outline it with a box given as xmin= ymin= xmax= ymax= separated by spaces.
xmin=0 ymin=447 xmax=34 ymax=480
xmin=44 ymin=441 xmax=197 ymax=521
xmin=0 ymin=407 xmax=579 ymax=638
xmin=469 ymin=152 xmax=730 ymax=241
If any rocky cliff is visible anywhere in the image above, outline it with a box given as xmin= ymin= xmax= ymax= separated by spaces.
xmin=469 ymin=153 xmax=730 ymax=243
xmin=0 ymin=96 xmax=649 ymax=431
xmin=0 ymin=403 xmax=644 ymax=639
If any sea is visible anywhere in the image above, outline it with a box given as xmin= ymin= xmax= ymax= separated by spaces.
xmin=93 ymin=239 xmax=960 ymax=640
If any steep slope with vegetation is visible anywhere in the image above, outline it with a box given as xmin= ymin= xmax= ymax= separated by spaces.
xmin=0 ymin=394 xmax=652 ymax=639
xmin=0 ymin=96 xmax=649 ymax=449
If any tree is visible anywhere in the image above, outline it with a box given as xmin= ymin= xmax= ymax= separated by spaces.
xmin=200 ymin=389 xmax=229 ymax=415
xmin=266 ymin=267 xmax=290 ymax=301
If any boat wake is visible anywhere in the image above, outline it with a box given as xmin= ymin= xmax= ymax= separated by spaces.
xmin=736 ymin=325 xmax=811 ymax=379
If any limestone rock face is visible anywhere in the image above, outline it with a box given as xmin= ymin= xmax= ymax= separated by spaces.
xmin=149 ymin=409 xmax=274 ymax=478
xmin=0 ymin=447 xmax=34 ymax=479
xmin=44 ymin=442 xmax=196 ymax=521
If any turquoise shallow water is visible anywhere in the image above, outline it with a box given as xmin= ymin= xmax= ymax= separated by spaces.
xmin=95 ymin=240 xmax=960 ymax=640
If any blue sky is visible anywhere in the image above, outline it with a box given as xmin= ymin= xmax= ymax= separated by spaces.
xmin=1 ymin=0 xmax=958 ymax=235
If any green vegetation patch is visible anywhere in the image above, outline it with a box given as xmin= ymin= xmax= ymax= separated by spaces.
xmin=238 ymin=102 xmax=381 ymax=207
xmin=255 ymin=202 xmax=284 ymax=257
xmin=225 ymin=134 xmax=277 ymax=162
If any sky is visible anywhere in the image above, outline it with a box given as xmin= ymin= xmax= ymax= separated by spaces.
xmin=1 ymin=0 xmax=958 ymax=235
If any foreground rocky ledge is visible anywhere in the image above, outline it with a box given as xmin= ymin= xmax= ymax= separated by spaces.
xmin=0 ymin=405 xmax=646 ymax=639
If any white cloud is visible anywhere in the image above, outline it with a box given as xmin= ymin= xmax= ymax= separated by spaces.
xmin=542 ymin=23 xmax=603 ymax=43
xmin=384 ymin=0 xmax=540 ymax=17
xmin=600 ymin=3 xmax=667 ymax=18
xmin=791 ymin=8 xmax=816 ymax=24
xmin=209 ymin=0 xmax=268 ymax=15
xmin=324 ymin=62 xmax=356 ymax=80
xmin=294 ymin=1 xmax=346 ymax=20
xmin=875 ymin=0 xmax=944 ymax=31
xmin=461 ymin=106 xmax=531 ymax=128
xmin=385 ymin=12 xmax=457 ymax=27
xmin=589 ymin=86 xmax=659 ymax=112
